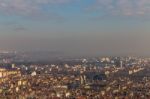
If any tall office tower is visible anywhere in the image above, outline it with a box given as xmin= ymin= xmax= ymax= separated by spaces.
xmin=120 ymin=61 xmax=123 ymax=68
xmin=12 ymin=64 xmax=15 ymax=68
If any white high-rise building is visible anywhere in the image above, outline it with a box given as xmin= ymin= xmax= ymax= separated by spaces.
xmin=120 ymin=61 xmax=123 ymax=68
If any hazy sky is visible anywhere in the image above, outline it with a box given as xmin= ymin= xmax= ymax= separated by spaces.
xmin=0 ymin=0 xmax=150 ymax=56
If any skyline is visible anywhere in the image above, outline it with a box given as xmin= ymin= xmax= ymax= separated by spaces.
xmin=0 ymin=0 xmax=150 ymax=56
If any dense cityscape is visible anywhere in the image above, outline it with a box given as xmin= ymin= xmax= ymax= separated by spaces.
xmin=0 ymin=51 xmax=150 ymax=99
xmin=0 ymin=0 xmax=150 ymax=98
